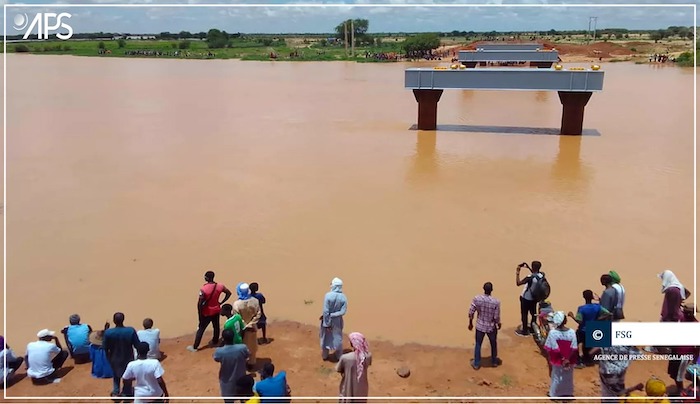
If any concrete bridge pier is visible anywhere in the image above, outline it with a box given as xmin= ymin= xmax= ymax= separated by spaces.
xmin=558 ymin=91 xmax=592 ymax=135
xmin=413 ymin=89 xmax=443 ymax=130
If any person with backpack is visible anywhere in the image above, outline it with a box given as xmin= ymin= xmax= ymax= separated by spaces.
xmin=515 ymin=261 xmax=550 ymax=337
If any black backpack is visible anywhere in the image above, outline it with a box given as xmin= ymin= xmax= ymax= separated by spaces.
xmin=530 ymin=272 xmax=551 ymax=302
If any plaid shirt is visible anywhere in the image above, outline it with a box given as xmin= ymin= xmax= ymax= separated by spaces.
xmin=469 ymin=294 xmax=501 ymax=333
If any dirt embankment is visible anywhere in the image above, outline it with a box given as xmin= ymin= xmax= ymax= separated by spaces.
xmin=4 ymin=321 xmax=673 ymax=403
xmin=452 ymin=40 xmax=692 ymax=62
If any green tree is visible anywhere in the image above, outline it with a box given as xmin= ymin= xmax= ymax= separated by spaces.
xmin=179 ymin=40 xmax=191 ymax=49
xmin=206 ymin=29 xmax=228 ymax=48
xmin=98 ymin=41 xmax=105 ymax=49
xmin=650 ymin=30 xmax=666 ymax=42
xmin=179 ymin=31 xmax=192 ymax=39
xmin=334 ymin=19 xmax=369 ymax=42
xmin=117 ymin=39 xmax=126 ymax=48
xmin=402 ymin=33 xmax=440 ymax=54
xmin=14 ymin=44 xmax=30 ymax=53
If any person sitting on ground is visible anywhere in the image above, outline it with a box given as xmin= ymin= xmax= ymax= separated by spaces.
xmin=254 ymin=362 xmax=291 ymax=403
xmin=25 ymin=329 xmax=70 ymax=384
xmin=221 ymin=304 xmax=246 ymax=345
xmin=249 ymin=283 xmax=268 ymax=344
xmin=236 ymin=374 xmax=260 ymax=403
xmin=137 ymin=318 xmax=161 ymax=360
xmin=88 ymin=329 xmax=113 ymax=379
xmin=122 ymin=341 xmax=169 ymax=403
xmin=0 ymin=336 xmax=24 ymax=387
xmin=567 ymin=289 xmax=611 ymax=368
xmin=61 ymin=314 xmax=92 ymax=363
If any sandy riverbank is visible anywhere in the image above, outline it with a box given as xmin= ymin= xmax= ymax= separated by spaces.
xmin=4 ymin=321 xmax=673 ymax=403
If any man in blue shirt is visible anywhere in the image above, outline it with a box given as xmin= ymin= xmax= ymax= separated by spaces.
xmin=61 ymin=314 xmax=92 ymax=364
xmin=254 ymin=362 xmax=291 ymax=403
xmin=567 ymin=289 xmax=611 ymax=367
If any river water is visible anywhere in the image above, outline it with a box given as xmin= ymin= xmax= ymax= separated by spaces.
xmin=2 ymin=55 xmax=695 ymax=348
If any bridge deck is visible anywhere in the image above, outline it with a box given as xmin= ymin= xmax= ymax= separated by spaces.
xmin=458 ymin=50 xmax=559 ymax=63
xmin=405 ymin=68 xmax=604 ymax=92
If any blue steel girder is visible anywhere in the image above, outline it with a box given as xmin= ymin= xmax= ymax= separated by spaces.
xmin=458 ymin=50 xmax=560 ymax=63
xmin=404 ymin=68 xmax=604 ymax=92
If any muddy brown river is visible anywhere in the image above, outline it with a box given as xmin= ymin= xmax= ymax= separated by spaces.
xmin=2 ymin=55 xmax=695 ymax=348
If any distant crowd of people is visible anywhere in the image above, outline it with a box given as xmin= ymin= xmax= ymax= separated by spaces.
xmin=466 ymin=262 xmax=699 ymax=402
xmin=649 ymin=53 xmax=676 ymax=63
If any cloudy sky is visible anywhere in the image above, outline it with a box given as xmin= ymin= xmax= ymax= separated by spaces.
xmin=4 ymin=0 xmax=696 ymax=34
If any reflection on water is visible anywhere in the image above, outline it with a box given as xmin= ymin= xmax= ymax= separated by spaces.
xmin=407 ymin=132 xmax=439 ymax=185
xmin=551 ymin=135 xmax=591 ymax=197
xmin=4 ymin=57 xmax=694 ymax=349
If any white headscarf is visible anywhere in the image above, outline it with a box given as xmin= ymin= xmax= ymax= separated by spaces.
xmin=659 ymin=270 xmax=686 ymax=299
xmin=331 ymin=277 xmax=343 ymax=293
xmin=552 ymin=311 xmax=566 ymax=327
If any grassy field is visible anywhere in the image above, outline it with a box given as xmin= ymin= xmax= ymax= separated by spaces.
xmin=1 ymin=34 xmax=695 ymax=65
xmin=2 ymin=37 xmax=406 ymax=62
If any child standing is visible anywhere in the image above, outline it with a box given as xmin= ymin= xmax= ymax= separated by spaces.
xmin=249 ymin=283 xmax=268 ymax=344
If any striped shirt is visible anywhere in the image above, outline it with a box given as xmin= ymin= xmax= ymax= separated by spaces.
xmin=469 ymin=294 xmax=501 ymax=333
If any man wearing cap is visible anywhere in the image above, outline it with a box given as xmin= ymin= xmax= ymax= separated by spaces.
xmin=187 ymin=270 xmax=232 ymax=353
xmin=61 ymin=314 xmax=92 ymax=363
xmin=25 ymin=329 xmax=69 ymax=384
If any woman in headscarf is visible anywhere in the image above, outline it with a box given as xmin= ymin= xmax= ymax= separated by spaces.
xmin=320 ymin=277 xmax=347 ymax=361
xmin=659 ymin=270 xmax=689 ymax=322
xmin=543 ymin=311 xmax=578 ymax=399
xmin=336 ymin=332 xmax=371 ymax=403
xmin=232 ymin=282 xmax=261 ymax=368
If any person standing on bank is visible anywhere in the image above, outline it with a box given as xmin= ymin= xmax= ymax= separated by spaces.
xmin=515 ymin=261 xmax=545 ymax=337
xmin=609 ymin=271 xmax=626 ymax=321
xmin=468 ymin=282 xmax=502 ymax=370
xmin=187 ymin=271 xmax=232 ymax=353
xmin=320 ymin=277 xmax=348 ymax=361
xmin=232 ymin=283 xmax=262 ymax=369
xmin=104 ymin=313 xmax=141 ymax=398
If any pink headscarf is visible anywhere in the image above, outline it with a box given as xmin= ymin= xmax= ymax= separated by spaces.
xmin=348 ymin=332 xmax=369 ymax=381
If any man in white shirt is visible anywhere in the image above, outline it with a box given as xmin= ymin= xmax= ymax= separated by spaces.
xmin=123 ymin=341 xmax=169 ymax=403
xmin=136 ymin=318 xmax=161 ymax=360
xmin=25 ymin=329 xmax=69 ymax=384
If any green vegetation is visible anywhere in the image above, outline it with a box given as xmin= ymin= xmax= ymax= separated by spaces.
xmin=676 ymin=51 xmax=695 ymax=67
xmin=1 ymin=21 xmax=695 ymax=66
